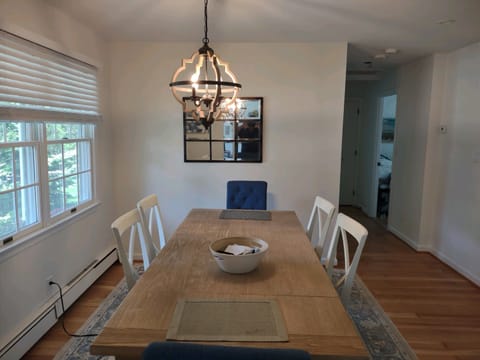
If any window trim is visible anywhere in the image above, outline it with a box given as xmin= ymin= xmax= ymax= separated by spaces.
xmin=43 ymin=124 xmax=96 ymax=224
xmin=0 ymin=126 xmax=42 ymax=239
xmin=0 ymin=201 xmax=101 ymax=260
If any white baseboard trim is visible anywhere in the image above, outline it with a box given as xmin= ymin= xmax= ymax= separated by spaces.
xmin=387 ymin=225 xmax=421 ymax=250
xmin=360 ymin=204 xmax=369 ymax=216
xmin=428 ymin=248 xmax=480 ymax=287
xmin=387 ymin=225 xmax=480 ymax=287
xmin=0 ymin=247 xmax=118 ymax=360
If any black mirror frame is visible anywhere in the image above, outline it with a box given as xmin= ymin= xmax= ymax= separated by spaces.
xmin=183 ymin=97 xmax=263 ymax=163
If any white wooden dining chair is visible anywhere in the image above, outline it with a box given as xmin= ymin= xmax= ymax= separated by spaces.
xmin=325 ymin=213 xmax=368 ymax=303
xmin=137 ymin=194 xmax=166 ymax=254
xmin=111 ymin=209 xmax=156 ymax=290
xmin=306 ymin=196 xmax=335 ymax=265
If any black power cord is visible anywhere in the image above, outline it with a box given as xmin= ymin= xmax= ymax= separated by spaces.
xmin=49 ymin=280 xmax=99 ymax=337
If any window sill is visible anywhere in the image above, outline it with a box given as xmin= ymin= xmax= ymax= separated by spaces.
xmin=0 ymin=201 xmax=102 ymax=263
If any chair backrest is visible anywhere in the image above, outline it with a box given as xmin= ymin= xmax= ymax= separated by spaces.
xmin=111 ymin=209 xmax=156 ymax=290
xmin=137 ymin=194 xmax=166 ymax=254
xmin=325 ymin=213 xmax=368 ymax=302
xmin=306 ymin=196 xmax=335 ymax=262
xmin=142 ymin=342 xmax=311 ymax=360
xmin=226 ymin=180 xmax=267 ymax=210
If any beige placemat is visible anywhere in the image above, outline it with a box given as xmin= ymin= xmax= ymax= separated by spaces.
xmin=219 ymin=210 xmax=272 ymax=221
xmin=166 ymin=299 xmax=288 ymax=342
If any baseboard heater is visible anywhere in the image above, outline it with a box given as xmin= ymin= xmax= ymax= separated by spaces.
xmin=0 ymin=247 xmax=118 ymax=360
xmin=65 ymin=259 xmax=98 ymax=288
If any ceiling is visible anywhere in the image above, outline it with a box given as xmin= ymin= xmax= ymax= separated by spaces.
xmin=47 ymin=0 xmax=480 ymax=74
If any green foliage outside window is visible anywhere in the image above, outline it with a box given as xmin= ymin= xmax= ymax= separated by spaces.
xmin=0 ymin=122 xmax=93 ymax=239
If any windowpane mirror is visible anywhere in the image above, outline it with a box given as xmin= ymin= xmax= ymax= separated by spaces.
xmin=184 ymin=97 xmax=263 ymax=162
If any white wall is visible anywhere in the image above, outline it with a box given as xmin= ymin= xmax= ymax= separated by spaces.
xmin=417 ymin=54 xmax=448 ymax=252
xmin=382 ymin=95 xmax=397 ymax=118
xmin=0 ymin=0 xmax=114 ymax=352
xmin=389 ymin=57 xmax=434 ymax=246
xmin=424 ymin=44 xmax=480 ymax=283
xmin=109 ymin=42 xmax=348 ymax=237
xmin=384 ymin=45 xmax=480 ymax=284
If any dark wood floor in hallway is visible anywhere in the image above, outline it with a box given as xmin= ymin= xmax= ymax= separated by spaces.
xmin=23 ymin=206 xmax=480 ymax=360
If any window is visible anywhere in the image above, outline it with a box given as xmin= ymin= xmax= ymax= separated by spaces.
xmin=46 ymin=123 xmax=94 ymax=218
xmin=0 ymin=30 xmax=100 ymax=246
xmin=0 ymin=122 xmax=41 ymax=238
xmin=0 ymin=121 xmax=95 ymax=240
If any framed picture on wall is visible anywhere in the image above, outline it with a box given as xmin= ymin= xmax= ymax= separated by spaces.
xmin=381 ymin=117 xmax=395 ymax=142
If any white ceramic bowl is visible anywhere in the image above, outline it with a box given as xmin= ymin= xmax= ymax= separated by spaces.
xmin=209 ymin=236 xmax=269 ymax=274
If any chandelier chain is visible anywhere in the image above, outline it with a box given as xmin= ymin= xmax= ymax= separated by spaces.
xmin=202 ymin=0 xmax=209 ymax=45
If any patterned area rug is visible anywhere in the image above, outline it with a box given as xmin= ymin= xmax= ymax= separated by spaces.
xmin=335 ymin=273 xmax=418 ymax=360
xmin=54 ymin=270 xmax=417 ymax=360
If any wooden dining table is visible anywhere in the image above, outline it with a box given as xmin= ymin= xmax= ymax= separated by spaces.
xmin=90 ymin=209 xmax=369 ymax=359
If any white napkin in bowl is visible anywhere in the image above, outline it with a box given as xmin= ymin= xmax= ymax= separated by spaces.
xmin=224 ymin=244 xmax=259 ymax=255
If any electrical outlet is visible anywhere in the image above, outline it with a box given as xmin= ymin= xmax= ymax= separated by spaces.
xmin=46 ymin=276 xmax=54 ymax=295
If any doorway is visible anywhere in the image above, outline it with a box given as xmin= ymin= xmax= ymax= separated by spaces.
xmin=375 ymin=94 xmax=396 ymax=221
xmin=339 ymin=99 xmax=361 ymax=206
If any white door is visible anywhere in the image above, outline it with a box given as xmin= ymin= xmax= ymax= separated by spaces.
xmin=339 ymin=100 xmax=361 ymax=205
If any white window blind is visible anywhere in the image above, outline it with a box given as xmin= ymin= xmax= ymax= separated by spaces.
xmin=0 ymin=30 xmax=100 ymax=122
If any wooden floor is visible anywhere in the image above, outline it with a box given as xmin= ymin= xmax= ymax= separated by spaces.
xmin=343 ymin=207 xmax=480 ymax=360
xmin=23 ymin=207 xmax=480 ymax=360
xmin=22 ymin=263 xmax=125 ymax=360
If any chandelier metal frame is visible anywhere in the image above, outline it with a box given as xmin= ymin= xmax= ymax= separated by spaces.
xmin=169 ymin=0 xmax=241 ymax=128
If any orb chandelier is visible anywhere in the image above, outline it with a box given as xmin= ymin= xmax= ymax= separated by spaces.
xmin=169 ymin=0 xmax=241 ymax=129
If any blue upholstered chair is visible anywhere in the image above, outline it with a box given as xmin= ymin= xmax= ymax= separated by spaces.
xmin=142 ymin=342 xmax=311 ymax=360
xmin=226 ymin=180 xmax=267 ymax=210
